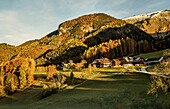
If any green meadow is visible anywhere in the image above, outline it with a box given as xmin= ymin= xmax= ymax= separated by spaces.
xmin=0 ymin=68 xmax=169 ymax=109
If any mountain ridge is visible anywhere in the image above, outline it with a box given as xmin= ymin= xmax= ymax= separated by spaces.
xmin=124 ymin=9 xmax=170 ymax=38
xmin=0 ymin=12 xmax=166 ymax=66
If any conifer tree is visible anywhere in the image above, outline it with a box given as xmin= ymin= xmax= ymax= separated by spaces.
xmin=121 ymin=38 xmax=127 ymax=55
xmin=126 ymin=37 xmax=131 ymax=55
xmin=138 ymin=41 xmax=141 ymax=54
xmin=140 ymin=40 xmax=144 ymax=53
xmin=131 ymin=39 xmax=135 ymax=55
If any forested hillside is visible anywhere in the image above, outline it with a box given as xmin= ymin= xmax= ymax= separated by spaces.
xmin=0 ymin=13 xmax=168 ymax=66
xmin=0 ymin=43 xmax=18 ymax=64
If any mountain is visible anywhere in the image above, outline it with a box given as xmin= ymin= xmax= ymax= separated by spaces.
xmin=0 ymin=43 xmax=18 ymax=64
xmin=124 ymin=9 xmax=170 ymax=38
xmin=0 ymin=13 xmax=157 ymax=66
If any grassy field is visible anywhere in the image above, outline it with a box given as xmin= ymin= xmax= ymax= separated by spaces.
xmin=0 ymin=68 xmax=169 ymax=109
xmin=134 ymin=49 xmax=169 ymax=59
xmin=34 ymin=71 xmax=46 ymax=74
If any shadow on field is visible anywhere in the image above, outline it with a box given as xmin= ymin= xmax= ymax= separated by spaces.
xmin=34 ymin=71 xmax=169 ymax=109
xmin=0 ymin=88 xmax=42 ymax=105
xmin=0 ymin=71 xmax=169 ymax=109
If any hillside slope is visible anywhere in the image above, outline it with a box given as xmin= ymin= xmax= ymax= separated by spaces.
xmin=124 ymin=9 xmax=170 ymax=38
xmin=0 ymin=13 xmax=156 ymax=65
xmin=0 ymin=43 xmax=18 ymax=64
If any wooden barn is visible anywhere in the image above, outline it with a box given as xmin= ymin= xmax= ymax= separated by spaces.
xmin=101 ymin=58 xmax=111 ymax=68
xmin=91 ymin=58 xmax=111 ymax=68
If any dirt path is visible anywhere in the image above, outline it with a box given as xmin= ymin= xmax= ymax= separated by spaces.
xmin=139 ymin=66 xmax=170 ymax=78
xmin=141 ymin=66 xmax=149 ymax=72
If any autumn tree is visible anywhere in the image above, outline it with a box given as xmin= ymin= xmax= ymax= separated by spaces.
xmin=68 ymin=60 xmax=75 ymax=70
xmin=75 ymin=60 xmax=87 ymax=70
xmin=46 ymin=65 xmax=56 ymax=80
xmin=88 ymin=64 xmax=92 ymax=73
xmin=0 ymin=57 xmax=35 ymax=96
xmin=121 ymin=38 xmax=127 ymax=55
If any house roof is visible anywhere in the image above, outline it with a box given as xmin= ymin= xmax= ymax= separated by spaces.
xmin=123 ymin=57 xmax=133 ymax=62
xmin=145 ymin=57 xmax=164 ymax=63
xmin=112 ymin=59 xmax=121 ymax=62
xmin=100 ymin=58 xmax=111 ymax=64
xmin=91 ymin=58 xmax=110 ymax=64
xmin=123 ymin=57 xmax=144 ymax=63
xmin=133 ymin=57 xmax=144 ymax=62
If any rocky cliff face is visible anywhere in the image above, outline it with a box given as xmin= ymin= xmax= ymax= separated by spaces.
xmin=124 ymin=9 xmax=170 ymax=38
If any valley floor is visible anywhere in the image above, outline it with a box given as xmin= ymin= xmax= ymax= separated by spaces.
xmin=0 ymin=68 xmax=169 ymax=109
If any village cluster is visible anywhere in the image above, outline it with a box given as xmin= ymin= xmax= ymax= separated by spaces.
xmin=91 ymin=57 xmax=164 ymax=68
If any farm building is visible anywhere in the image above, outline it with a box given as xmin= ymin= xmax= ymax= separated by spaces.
xmin=123 ymin=57 xmax=133 ymax=62
xmin=144 ymin=57 xmax=164 ymax=65
xmin=119 ymin=58 xmax=126 ymax=65
xmin=122 ymin=57 xmax=145 ymax=66
xmin=91 ymin=58 xmax=111 ymax=68
xmin=133 ymin=57 xmax=145 ymax=66
xmin=102 ymin=58 xmax=111 ymax=67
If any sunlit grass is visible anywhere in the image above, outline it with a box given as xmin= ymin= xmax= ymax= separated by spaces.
xmin=0 ymin=67 xmax=169 ymax=109
xmin=134 ymin=49 xmax=169 ymax=59
xmin=34 ymin=71 xmax=46 ymax=74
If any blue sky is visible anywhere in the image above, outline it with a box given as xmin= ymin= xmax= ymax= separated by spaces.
xmin=0 ymin=0 xmax=169 ymax=45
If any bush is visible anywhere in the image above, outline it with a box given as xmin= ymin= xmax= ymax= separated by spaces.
xmin=147 ymin=59 xmax=170 ymax=96
xmin=88 ymin=64 xmax=92 ymax=73
xmin=0 ymin=86 xmax=6 ymax=98
xmin=70 ymin=72 xmax=74 ymax=84
xmin=163 ymin=49 xmax=170 ymax=58
xmin=42 ymin=73 xmax=66 ymax=97
xmin=46 ymin=65 xmax=56 ymax=80
xmin=75 ymin=60 xmax=87 ymax=70
xmin=0 ymin=57 xmax=35 ymax=96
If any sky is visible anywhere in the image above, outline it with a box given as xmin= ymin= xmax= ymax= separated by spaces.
xmin=0 ymin=0 xmax=169 ymax=46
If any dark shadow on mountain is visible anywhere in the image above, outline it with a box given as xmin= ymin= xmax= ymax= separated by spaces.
xmin=84 ymin=30 xmax=97 ymax=37
xmin=35 ymin=49 xmax=53 ymax=60
xmin=84 ymin=24 xmax=156 ymax=47
xmin=51 ymin=46 xmax=87 ymax=65
xmin=150 ymin=31 xmax=170 ymax=38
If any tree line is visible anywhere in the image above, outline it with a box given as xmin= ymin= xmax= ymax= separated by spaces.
xmin=83 ymin=37 xmax=154 ymax=62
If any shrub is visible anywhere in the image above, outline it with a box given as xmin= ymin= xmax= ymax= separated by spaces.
xmin=46 ymin=65 xmax=56 ymax=80
xmin=75 ymin=60 xmax=87 ymax=70
xmin=88 ymin=64 xmax=92 ymax=73
xmin=163 ymin=49 xmax=170 ymax=58
xmin=147 ymin=59 xmax=170 ymax=96
xmin=54 ymin=73 xmax=66 ymax=91
xmin=0 ymin=86 xmax=6 ymax=98
xmin=93 ymin=64 xmax=96 ymax=69
xmin=42 ymin=73 xmax=66 ymax=97
xmin=70 ymin=72 xmax=74 ymax=84
xmin=0 ymin=57 xmax=35 ymax=96
xmin=68 ymin=60 xmax=75 ymax=70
